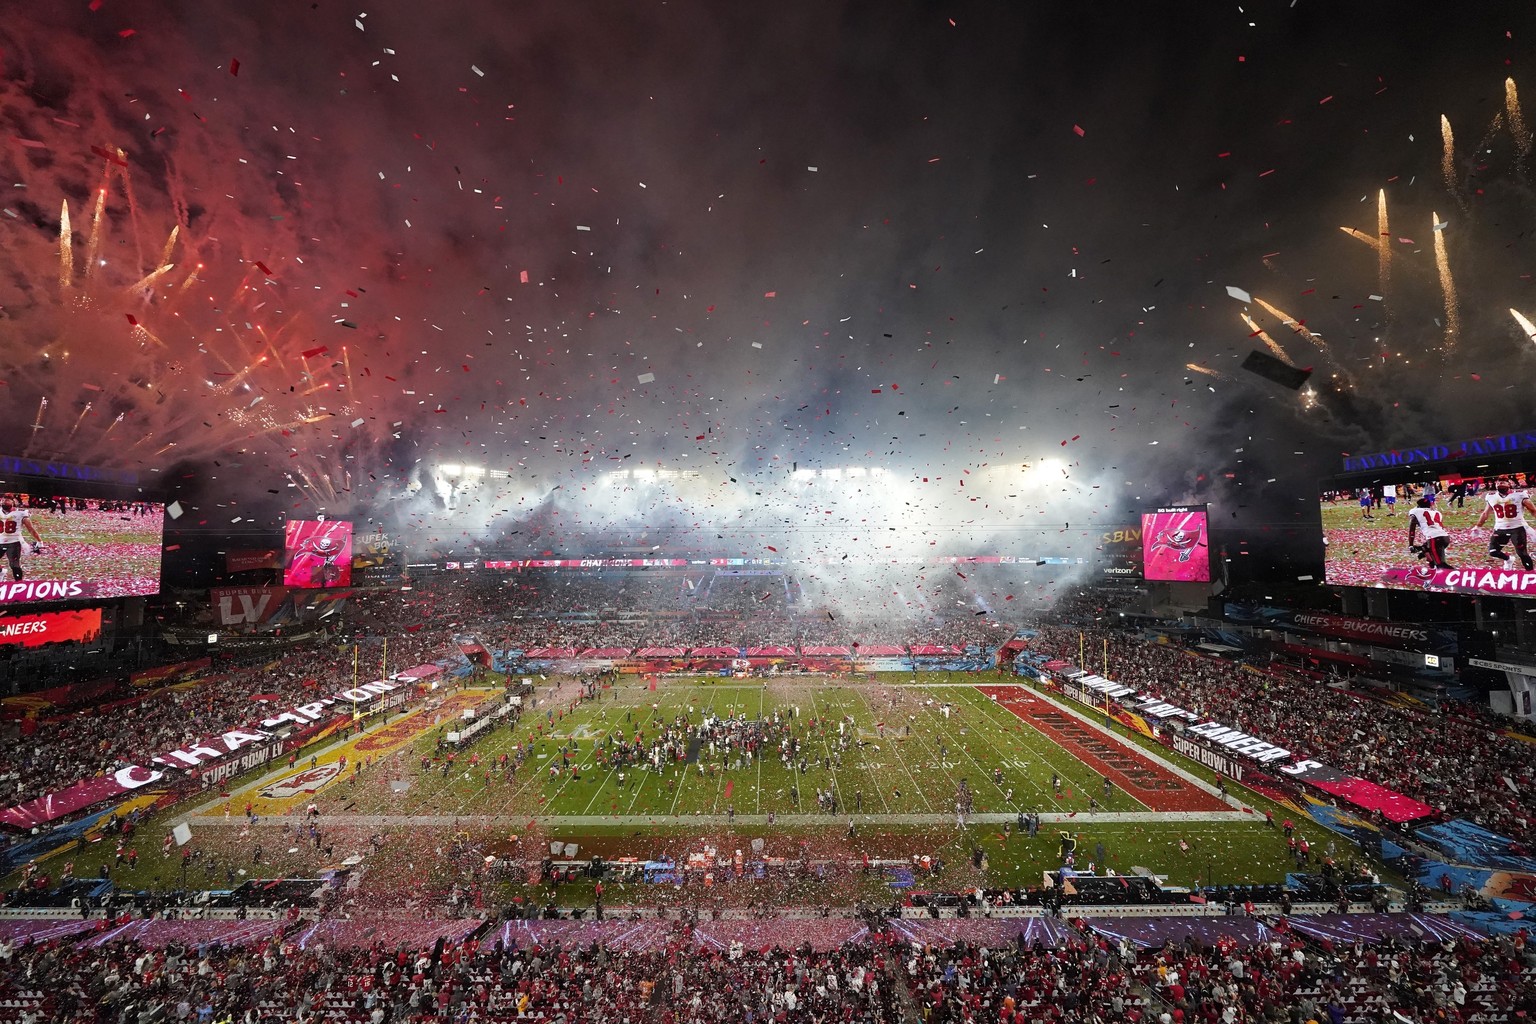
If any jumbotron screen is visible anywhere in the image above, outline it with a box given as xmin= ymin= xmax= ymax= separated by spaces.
xmin=1322 ymin=469 xmax=1536 ymax=597
xmin=0 ymin=608 xmax=104 ymax=647
xmin=0 ymin=494 xmax=164 ymax=606
xmin=283 ymin=519 xmax=353 ymax=588
xmin=1141 ymin=505 xmax=1211 ymax=582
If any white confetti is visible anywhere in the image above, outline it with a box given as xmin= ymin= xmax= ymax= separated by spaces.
xmin=637 ymin=372 xmax=655 ymax=384
xmin=471 ymin=65 xmax=485 ymax=77
xmin=1225 ymin=285 xmax=1252 ymax=303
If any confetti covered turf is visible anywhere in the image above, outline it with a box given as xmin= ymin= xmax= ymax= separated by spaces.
xmin=314 ymin=677 xmax=1226 ymax=820
xmin=10 ymin=677 xmax=1311 ymax=900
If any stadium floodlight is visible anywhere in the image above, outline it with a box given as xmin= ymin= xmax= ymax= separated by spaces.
xmin=633 ymin=468 xmax=656 ymax=480
xmin=869 ymin=467 xmax=888 ymax=477
xmin=792 ymin=469 xmax=816 ymax=481
xmin=846 ymin=467 xmax=866 ymax=478
xmin=439 ymin=463 xmax=462 ymax=475
xmin=823 ymin=468 xmax=841 ymax=480
xmin=461 ymin=465 xmax=486 ymax=477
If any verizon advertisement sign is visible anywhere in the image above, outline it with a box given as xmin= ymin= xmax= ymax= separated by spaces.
xmin=212 ymin=586 xmax=289 ymax=626
xmin=0 ymin=677 xmax=409 ymax=830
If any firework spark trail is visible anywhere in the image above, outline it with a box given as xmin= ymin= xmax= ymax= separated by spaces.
xmin=127 ymin=262 xmax=177 ymax=295
xmin=68 ymin=402 xmax=93 ymax=439
xmin=1508 ymin=79 xmax=1531 ymax=176
xmin=57 ymin=202 xmax=73 ymax=291
xmin=21 ymin=398 xmax=50 ymax=457
xmin=156 ymin=225 xmax=179 ymax=273
xmin=1240 ymin=313 xmax=1289 ymax=361
xmin=1377 ymin=189 xmax=1392 ymax=320
xmin=1185 ymin=363 xmax=1230 ymax=381
xmin=1474 ymin=111 xmax=1506 ymax=158
xmin=1339 ymin=226 xmax=1380 ymax=248
xmin=1512 ymin=308 xmax=1536 ymax=344
xmin=1432 ymin=213 xmax=1459 ymax=351
xmin=1441 ymin=115 xmax=1465 ymax=210
xmin=1254 ymin=297 xmax=1329 ymax=355
xmin=83 ymin=186 xmax=108 ymax=281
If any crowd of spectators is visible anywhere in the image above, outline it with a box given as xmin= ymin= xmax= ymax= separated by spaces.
xmin=0 ymin=915 xmax=1530 ymax=1024
xmin=0 ymin=921 xmax=900 ymax=1024
xmin=0 ymin=625 xmax=444 ymax=814
xmin=1025 ymin=626 xmax=1536 ymax=846
xmin=911 ymin=924 xmax=1536 ymax=1024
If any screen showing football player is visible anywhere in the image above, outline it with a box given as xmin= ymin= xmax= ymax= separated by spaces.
xmin=1472 ymin=476 xmax=1536 ymax=571
xmin=1406 ymin=491 xmax=1453 ymax=569
xmin=0 ymin=496 xmax=44 ymax=582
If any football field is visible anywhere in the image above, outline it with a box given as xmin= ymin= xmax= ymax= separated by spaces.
xmin=302 ymin=676 xmax=1230 ymax=821
xmin=9 ymin=675 xmax=1319 ymax=898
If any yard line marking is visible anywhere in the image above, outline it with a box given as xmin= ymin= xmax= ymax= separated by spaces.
xmin=856 ymin=687 xmax=935 ymax=813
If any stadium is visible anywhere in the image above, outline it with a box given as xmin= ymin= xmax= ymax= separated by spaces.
xmin=2 ymin=4 xmax=1536 ymax=1023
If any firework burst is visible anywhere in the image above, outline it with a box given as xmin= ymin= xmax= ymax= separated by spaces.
xmin=0 ymin=155 xmax=386 ymax=511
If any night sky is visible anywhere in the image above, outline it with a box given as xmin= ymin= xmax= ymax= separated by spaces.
xmin=1 ymin=2 xmax=1534 ymax=593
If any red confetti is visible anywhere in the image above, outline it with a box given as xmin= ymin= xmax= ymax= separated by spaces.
xmin=1073 ymin=124 xmax=1085 ymax=137
xmin=91 ymin=145 xmax=128 ymax=166
xmin=229 ymin=58 xmax=240 ymax=76
xmin=301 ymin=346 xmax=329 ymax=359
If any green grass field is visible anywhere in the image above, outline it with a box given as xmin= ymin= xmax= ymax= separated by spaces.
xmin=5 ymin=675 xmax=1342 ymax=901
xmin=322 ymin=677 xmax=1200 ymax=819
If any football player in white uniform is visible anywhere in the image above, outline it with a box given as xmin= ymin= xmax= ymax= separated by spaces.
xmin=0 ymin=496 xmax=45 ymax=581
xmin=1407 ymin=492 xmax=1453 ymax=568
xmin=1473 ymin=477 xmax=1536 ymax=570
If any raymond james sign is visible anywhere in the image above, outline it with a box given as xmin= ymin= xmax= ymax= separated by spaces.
xmin=0 ymin=454 xmax=139 ymax=485
xmin=1340 ymin=431 xmax=1536 ymax=472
